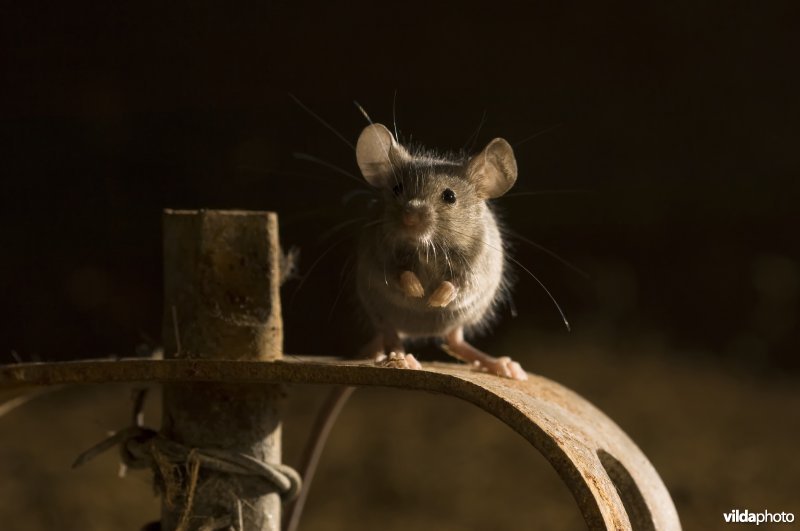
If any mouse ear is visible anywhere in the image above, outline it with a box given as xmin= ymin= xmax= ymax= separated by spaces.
xmin=466 ymin=138 xmax=518 ymax=198
xmin=356 ymin=124 xmax=409 ymax=187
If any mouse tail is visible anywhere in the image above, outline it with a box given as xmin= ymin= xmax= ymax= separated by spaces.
xmin=283 ymin=385 xmax=356 ymax=531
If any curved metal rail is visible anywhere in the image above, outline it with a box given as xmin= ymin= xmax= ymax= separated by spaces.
xmin=0 ymin=357 xmax=680 ymax=530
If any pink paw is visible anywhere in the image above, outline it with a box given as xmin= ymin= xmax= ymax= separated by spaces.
xmin=473 ymin=356 xmax=528 ymax=381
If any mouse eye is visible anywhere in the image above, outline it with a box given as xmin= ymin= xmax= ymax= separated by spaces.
xmin=441 ymin=188 xmax=456 ymax=204
xmin=392 ymin=183 xmax=403 ymax=197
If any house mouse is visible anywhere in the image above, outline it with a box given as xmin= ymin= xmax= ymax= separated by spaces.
xmin=355 ymin=123 xmax=527 ymax=380
xmin=284 ymin=119 xmax=532 ymax=531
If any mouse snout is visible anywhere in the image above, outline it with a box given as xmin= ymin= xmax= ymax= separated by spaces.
xmin=402 ymin=199 xmax=431 ymax=228
xmin=402 ymin=211 xmax=420 ymax=227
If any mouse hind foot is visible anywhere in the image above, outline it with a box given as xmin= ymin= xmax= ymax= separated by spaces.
xmin=374 ymin=351 xmax=422 ymax=370
xmin=442 ymin=327 xmax=528 ymax=381
xmin=359 ymin=329 xmax=404 ymax=358
xmin=360 ymin=330 xmax=422 ymax=370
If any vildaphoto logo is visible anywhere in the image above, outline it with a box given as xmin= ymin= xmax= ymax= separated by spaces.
xmin=723 ymin=509 xmax=795 ymax=525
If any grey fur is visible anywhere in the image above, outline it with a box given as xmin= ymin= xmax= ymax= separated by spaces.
xmin=356 ymin=125 xmax=516 ymax=339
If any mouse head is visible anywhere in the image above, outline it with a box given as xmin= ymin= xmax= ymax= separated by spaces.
xmin=356 ymin=123 xmax=517 ymax=246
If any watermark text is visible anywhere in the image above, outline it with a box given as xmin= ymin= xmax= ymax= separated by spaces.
xmin=724 ymin=509 xmax=795 ymax=525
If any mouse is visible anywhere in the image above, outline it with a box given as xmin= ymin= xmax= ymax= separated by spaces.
xmin=354 ymin=123 xmax=527 ymax=380
xmin=285 ymin=118 xmax=532 ymax=531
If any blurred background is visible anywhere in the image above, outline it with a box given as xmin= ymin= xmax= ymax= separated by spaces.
xmin=0 ymin=1 xmax=798 ymax=530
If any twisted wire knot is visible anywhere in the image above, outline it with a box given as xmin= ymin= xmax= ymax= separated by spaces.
xmin=73 ymin=389 xmax=301 ymax=503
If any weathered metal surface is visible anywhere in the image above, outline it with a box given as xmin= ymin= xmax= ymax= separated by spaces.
xmin=160 ymin=209 xmax=285 ymax=531
xmin=0 ymin=357 xmax=681 ymax=530
xmin=162 ymin=209 xmax=283 ymax=361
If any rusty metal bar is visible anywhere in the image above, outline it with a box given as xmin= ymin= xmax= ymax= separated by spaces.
xmin=0 ymin=356 xmax=681 ymax=530
xmin=159 ymin=209 xmax=285 ymax=530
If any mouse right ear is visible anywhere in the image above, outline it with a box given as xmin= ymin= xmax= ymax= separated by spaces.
xmin=466 ymin=138 xmax=518 ymax=199
xmin=356 ymin=124 xmax=408 ymax=187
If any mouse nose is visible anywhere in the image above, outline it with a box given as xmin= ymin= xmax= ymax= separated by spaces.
xmin=402 ymin=200 xmax=427 ymax=227
xmin=402 ymin=211 xmax=419 ymax=227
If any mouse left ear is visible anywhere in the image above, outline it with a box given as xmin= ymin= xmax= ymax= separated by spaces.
xmin=356 ymin=124 xmax=409 ymax=187
xmin=466 ymin=138 xmax=518 ymax=198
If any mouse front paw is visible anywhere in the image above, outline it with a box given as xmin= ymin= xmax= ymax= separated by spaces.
xmin=375 ymin=352 xmax=423 ymax=370
xmin=428 ymin=281 xmax=458 ymax=307
xmin=399 ymin=271 xmax=425 ymax=298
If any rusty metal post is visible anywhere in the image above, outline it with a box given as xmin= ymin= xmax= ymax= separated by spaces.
xmin=161 ymin=209 xmax=284 ymax=531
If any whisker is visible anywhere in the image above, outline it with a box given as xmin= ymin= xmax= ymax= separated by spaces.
xmin=317 ymin=217 xmax=367 ymax=244
xmin=463 ymin=109 xmax=487 ymax=152
xmin=354 ymin=101 xmax=401 ymax=188
xmin=502 ymin=189 xmax=593 ymax=199
xmin=293 ymin=152 xmax=367 ymax=188
xmin=376 ymin=228 xmax=395 ymax=287
xmin=447 ymin=227 xmax=571 ymax=331
xmin=289 ymin=93 xmax=355 ymax=151
xmin=236 ymin=166 xmax=355 ymax=184
xmin=503 ymin=229 xmax=590 ymax=279
xmin=289 ymin=235 xmax=353 ymax=308
xmin=441 ymin=243 xmax=455 ymax=281
xmin=507 ymin=296 xmax=519 ymax=318
xmin=353 ymin=100 xmax=373 ymax=124
xmin=341 ymin=189 xmax=375 ymax=205
xmin=327 ymin=254 xmax=356 ymax=323
xmin=511 ymin=123 xmax=563 ymax=148
xmin=505 ymin=253 xmax=571 ymax=331
xmin=392 ymin=90 xmax=399 ymax=140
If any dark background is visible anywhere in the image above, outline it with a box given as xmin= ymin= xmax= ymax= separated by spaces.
xmin=2 ymin=1 xmax=798 ymax=367
xmin=1 ymin=1 xmax=798 ymax=530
